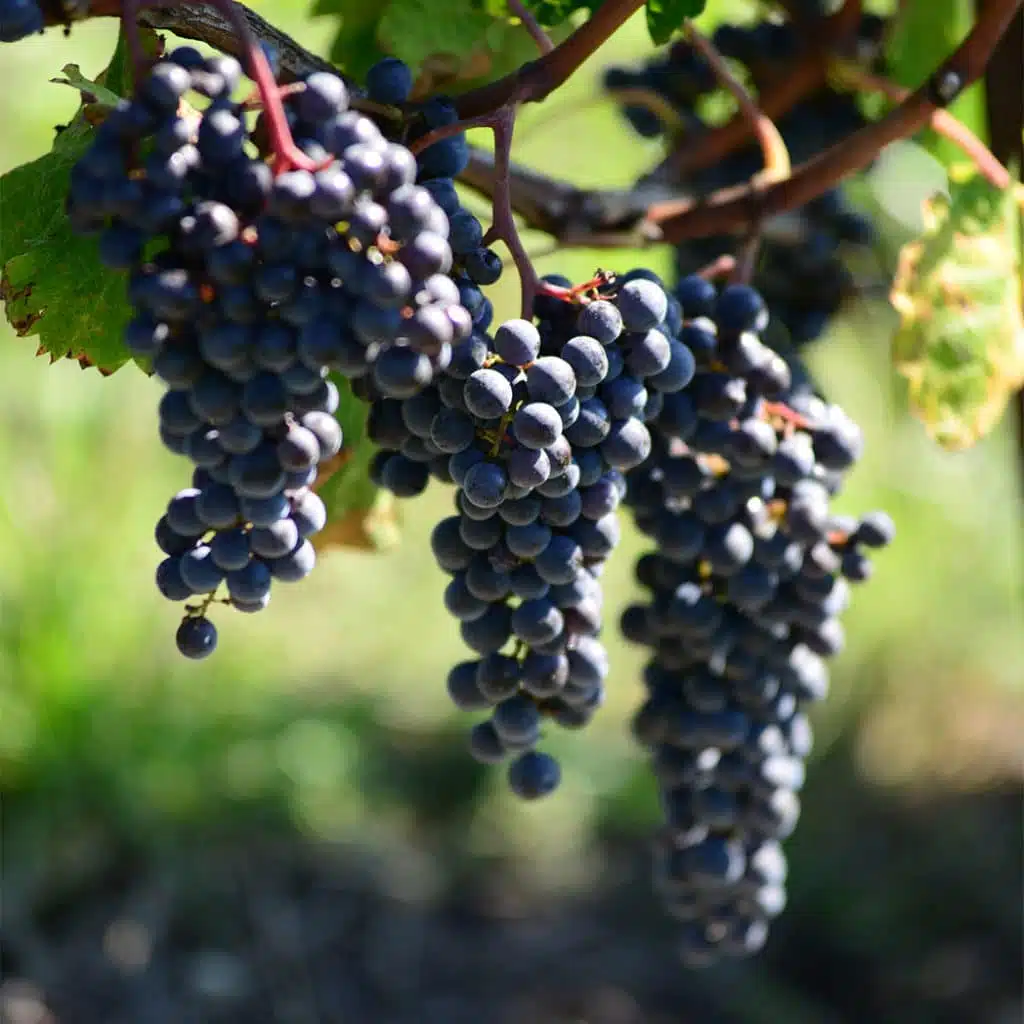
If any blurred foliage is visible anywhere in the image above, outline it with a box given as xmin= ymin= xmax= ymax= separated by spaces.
xmin=891 ymin=165 xmax=1024 ymax=450
xmin=0 ymin=4 xmax=1020 ymax=1020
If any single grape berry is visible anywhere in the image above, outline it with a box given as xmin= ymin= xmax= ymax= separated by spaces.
xmin=176 ymin=615 xmax=218 ymax=659
xmin=508 ymin=751 xmax=562 ymax=799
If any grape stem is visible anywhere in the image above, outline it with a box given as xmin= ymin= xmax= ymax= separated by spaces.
xmin=648 ymin=0 xmax=864 ymax=184
xmin=506 ymin=0 xmax=554 ymax=56
xmin=695 ymin=254 xmax=737 ymax=281
xmin=118 ymin=0 xmax=321 ymax=173
xmin=829 ymin=60 xmax=1013 ymax=190
xmin=683 ymin=20 xmax=791 ymax=185
xmin=602 ymin=85 xmax=689 ymax=136
xmin=117 ymin=0 xmax=150 ymax=83
xmin=731 ymin=232 xmax=763 ymax=286
xmin=201 ymin=0 xmax=321 ymax=174
xmin=410 ymin=106 xmax=542 ymax=317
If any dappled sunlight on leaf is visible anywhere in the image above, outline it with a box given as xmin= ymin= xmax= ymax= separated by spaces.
xmin=890 ymin=165 xmax=1024 ymax=450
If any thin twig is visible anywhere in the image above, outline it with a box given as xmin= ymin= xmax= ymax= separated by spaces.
xmin=507 ymin=0 xmax=554 ymax=55
xmin=731 ymin=232 xmax=763 ymax=285
xmin=651 ymin=0 xmax=864 ymax=183
xmin=695 ymin=254 xmax=737 ymax=281
xmin=487 ymin=107 xmax=542 ymax=317
xmin=684 ymin=19 xmax=791 ymax=183
xmin=408 ymin=109 xmax=540 ymax=316
xmin=604 ymin=85 xmax=689 ymax=135
xmin=407 ymin=114 xmax=501 ymax=156
xmin=830 ymin=59 xmax=1012 ymax=189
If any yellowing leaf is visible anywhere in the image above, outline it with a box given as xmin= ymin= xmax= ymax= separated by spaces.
xmin=890 ymin=165 xmax=1024 ymax=450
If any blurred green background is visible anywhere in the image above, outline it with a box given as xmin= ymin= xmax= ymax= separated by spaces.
xmin=0 ymin=5 xmax=1021 ymax=1023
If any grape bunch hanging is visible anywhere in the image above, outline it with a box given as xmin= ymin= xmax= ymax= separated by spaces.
xmin=61 ymin=40 xmax=897 ymax=967
xmin=622 ymin=273 xmax=893 ymax=964
xmin=67 ymin=48 xmax=464 ymax=658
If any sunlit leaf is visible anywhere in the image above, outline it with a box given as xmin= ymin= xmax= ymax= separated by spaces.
xmin=890 ymin=165 xmax=1024 ymax=450
xmin=645 ymin=0 xmax=704 ymax=45
xmin=0 ymin=29 xmax=159 ymax=373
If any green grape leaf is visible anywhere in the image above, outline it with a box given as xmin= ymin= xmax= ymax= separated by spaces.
xmin=378 ymin=0 xmax=495 ymax=72
xmin=49 ymin=64 xmax=123 ymax=109
xmin=0 ymin=116 xmax=134 ymax=373
xmin=890 ymin=166 xmax=1024 ymax=450
xmin=0 ymin=29 xmax=157 ymax=374
xmin=312 ymin=378 xmax=401 ymax=551
xmin=645 ymin=0 xmax=703 ymax=44
xmin=312 ymin=0 xmax=387 ymax=81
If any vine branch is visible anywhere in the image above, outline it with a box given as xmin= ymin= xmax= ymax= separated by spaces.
xmin=453 ymin=0 xmax=645 ymax=118
xmin=40 ymin=0 xmax=1024 ymax=253
xmin=45 ymin=1 xmax=338 ymax=80
xmin=647 ymin=0 xmax=1024 ymax=243
xmin=683 ymin=19 xmax=791 ymax=185
xmin=830 ymin=59 xmax=1012 ymax=189
xmin=649 ymin=0 xmax=863 ymax=184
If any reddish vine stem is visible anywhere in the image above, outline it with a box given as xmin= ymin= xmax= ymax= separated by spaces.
xmin=118 ymin=0 xmax=318 ymax=172
xmin=831 ymin=60 xmax=1013 ymax=189
xmin=411 ymin=107 xmax=540 ymax=317
xmin=202 ymin=0 xmax=319 ymax=173
xmin=762 ymin=402 xmax=812 ymax=429
xmin=684 ymin=19 xmax=791 ymax=184
xmin=695 ymin=254 xmax=737 ymax=281
xmin=507 ymin=0 xmax=554 ymax=56
xmin=652 ymin=0 xmax=863 ymax=183
xmin=648 ymin=0 xmax=1024 ymax=243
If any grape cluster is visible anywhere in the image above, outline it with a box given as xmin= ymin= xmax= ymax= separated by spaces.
xmin=363 ymin=56 xmax=503 ymax=365
xmin=0 ymin=0 xmax=42 ymax=41
xmin=66 ymin=50 xmax=465 ymax=657
xmin=605 ymin=12 xmax=885 ymax=345
xmin=370 ymin=272 xmax=697 ymax=798
xmin=619 ymin=274 xmax=894 ymax=964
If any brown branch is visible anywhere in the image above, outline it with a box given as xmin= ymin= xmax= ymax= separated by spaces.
xmin=832 ymin=60 xmax=1012 ymax=189
xmin=411 ymin=108 xmax=544 ymax=315
xmin=460 ymin=146 xmax=681 ymax=245
xmin=454 ymin=0 xmax=645 ymax=118
xmin=43 ymin=1 xmax=337 ymax=80
xmin=485 ymin=107 xmax=543 ymax=316
xmin=684 ymin=19 xmax=791 ymax=183
xmin=39 ymin=0 xmax=1023 ymax=258
xmin=648 ymin=0 xmax=1024 ymax=243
